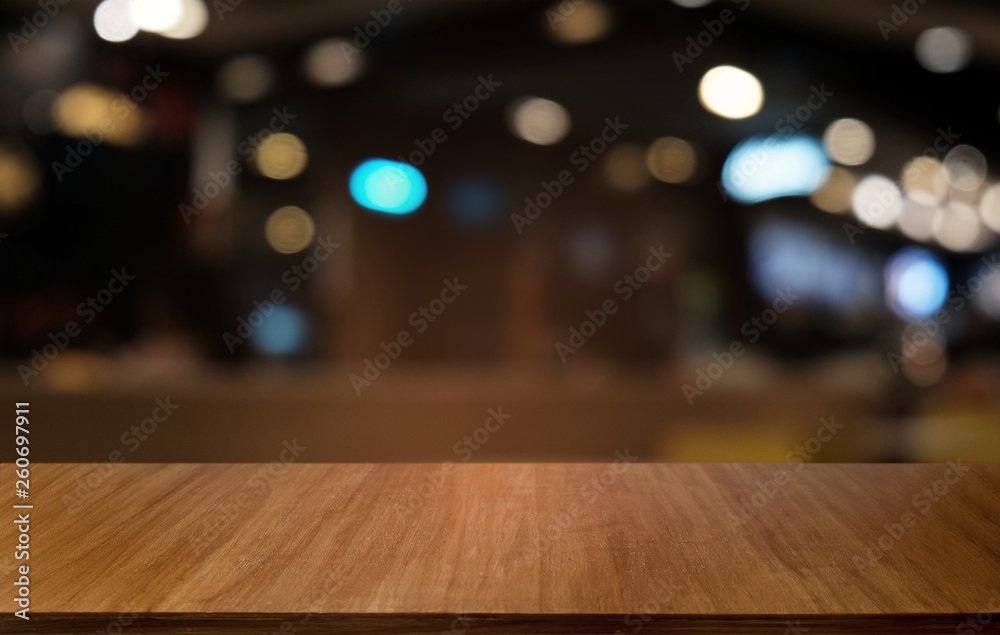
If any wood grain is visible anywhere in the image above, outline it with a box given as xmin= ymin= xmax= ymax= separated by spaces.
xmin=1 ymin=463 xmax=998 ymax=633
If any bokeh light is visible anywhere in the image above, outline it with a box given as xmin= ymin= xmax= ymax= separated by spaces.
xmin=0 ymin=144 xmax=41 ymax=216
xmin=698 ymin=66 xmax=764 ymax=120
xmin=809 ymin=166 xmax=855 ymax=213
xmin=446 ymin=177 xmax=504 ymax=227
xmin=971 ymin=257 xmax=1000 ymax=319
xmin=646 ymin=137 xmax=697 ymax=185
xmin=722 ymin=135 xmax=829 ymax=204
xmin=901 ymin=156 xmax=949 ymax=205
xmin=131 ymin=0 xmax=185 ymax=33
xmin=915 ymin=27 xmax=972 ymax=73
xmin=264 ymin=206 xmax=316 ymax=254
xmin=671 ymin=0 xmax=714 ymax=6
xmin=255 ymin=133 xmax=308 ymax=180
xmin=249 ymin=304 xmax=309 ymax=356
xmin=933 ymin=201 xmax=984 ymax=252
xmin=349 ymin=159 xmax=428 ymax=215
xmin=899 ymin=324 xmax=948 ymax=387
xmin=943 ymin=145 xmax=987 ymax=192
xmin=898 ymin=197 xmax=939 ymax=243
xmin=549 ymin=0 xmax=614 ymax=45
xmin=851 ymin=174 xmax=902 ymax=230
xmin=508 ymin=97 xmax=571 ymax=146
xmin=885 ymin=247 xmax=949 ymax=321
xmin=53 ymin=83 xmax=147 ymax=146
xmin=93 ymin=0 xmax=139 ymax=43
xmin=217 ymin=55 xmax=274 ymax=103
xmin=979 ymin=183 xmax=1000 ymax=233
xmin=161 ymin=0 xmax=209 ymax=39
xmin=304 ymin=38 xmax=364 ymax=87
xmin=822 ymin=118 xmax=875 ymax=166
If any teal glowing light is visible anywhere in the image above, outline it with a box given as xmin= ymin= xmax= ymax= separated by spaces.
xmin=349 ymin=159 xmax=427 ymax=215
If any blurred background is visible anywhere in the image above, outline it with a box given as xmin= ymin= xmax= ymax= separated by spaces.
xmin=1 ymin=0 xmax=998 ymax=463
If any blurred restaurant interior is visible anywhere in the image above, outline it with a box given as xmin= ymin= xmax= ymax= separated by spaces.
xmin=1 ymin=0 xmax=998 ymax=464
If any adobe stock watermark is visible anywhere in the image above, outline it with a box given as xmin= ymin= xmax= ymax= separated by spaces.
xmin=887 ymin=255 xmax=1000 ymax=373
xmin=223 ymin=235 xmax=340 ymax=352
xmin=611 ymin=578 xmax=682 ymax=635
xmin=181 ymin=106 xmax=296 ymax=224
xmin=853 ymin=459 xmax=971 ymax=574
xmin=395 ymin=406 xmax=512 ymax=517
xmin=17 ymin=268 xmax=135 ymax=386
xmin=682 ymin=287 xmax=798 ymax=405
xmin=515 ymin=450 xmax=639 ymax=564
xmin=395 ymin=74 xmax=502 ymax=169
xmin=844 ymin=125 xmax=961 ymax=243
xmin=555 ymin=245 xmax=671 ymax=363
xmin=672 ymin=0 xmax=752 ymax=73
xmin=349 ymin=277 xmax=468 ymax=395
xmin=511 ymin=116 xmax=629 ymax=234
xmin=188 ymin=439 xmax=306 ymax=556
xmin=877 ymin=0 xmax=929 ymax=41
xmin=717 ymin=83 xmax=834 ymax=201
xmin=61 ymin=397 xmax=181 ymax=513
xmin=338 ymin=0 xmax=415 ymax=61
xmin=956 ymin=588 xmax=1000 ymax=635
xmin=52 ymin=65 xmax=170 ymax=182
xmin=726 ymin=415 xmax=842 ymax=531
xmin=7 ymin=0 xmax=71 ymax=54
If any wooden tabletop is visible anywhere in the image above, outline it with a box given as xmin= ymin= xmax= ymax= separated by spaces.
xmin=2 ymin=462 xmax=998 ymax=633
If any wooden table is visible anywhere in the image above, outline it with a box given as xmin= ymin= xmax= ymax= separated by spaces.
xmin=2 ymin=463 xmax=998 ymax=633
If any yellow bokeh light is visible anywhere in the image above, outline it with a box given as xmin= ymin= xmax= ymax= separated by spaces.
xmin=255 ymin=133 xmax=308 ymax=180
xmin=0 ymin=143 xmax=40 ymax=216
xmin=822 ymin=118 xmax=875 ymax=166
xmin=549 ymin=0 xmax=614 ymax=45
xmin=901 ymin=156 xmax=949 ymax=205
xmin=697 ymin=65 xmax=763 ymax=120
xmin=52 ymin=83 xmax=147 ymax=147
xmin=265 ymin=206 xmax=315 ymax=254
xmin=646 ymin=137 xmax=697 ymax=184
xmin=809 ymin=166 xmax=855 ymax=214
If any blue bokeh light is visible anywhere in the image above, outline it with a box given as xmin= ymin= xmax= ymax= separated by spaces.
xmin=885 ymin=247 xmax=949 ymax=321
xmin=721 ymin=134 xmax=831 ymax=204
xmin=249 ymin=304 xmax=309 ymax=356
xmin=349 ymin=159 xmax=427 ymax=215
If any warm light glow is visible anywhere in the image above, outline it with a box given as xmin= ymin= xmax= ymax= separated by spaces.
xmin=0 ymin=144 xmax=40 ymax=216
xmin=698 ymin=66 xmax=763 ymax=120
xmin=265 ymin=206 xmax=316 ymax=254
xmin=161 ymin=0 xmax=208 ymax=39
xmin=549 ymin=0 xmax=613 ymax=45
xmin=131 ymin=0 xmax=184 ymax=33
xmin=646 ymin=137 xmax=697 ymax=184
xmin=899 ymin=324 xmax=947 ymax=387
xmin=809 ymin=166 xmax=855 ymax=213
xmin=943 ymin=145 xmax=987 ymax=192
xmin=93 ymin=0 xmax=139 ymax=43
xmin=933 ymin=201 xmax=983 ymax=252
xmin=304 ymin=38 xmax=364 ymax=87
xmin=979 ymin=183 xmax=1000 ymax=233
xmin=901 ymin=156 xmax=949 ymax=205
xmin=255 ymin=133 xmax=308 ymax=180
xmin=603 ymin=143 xmax=650 ymax=191
xmin=53 ymin=83 xmax=147 ymax=147
xmin=508 ymin=97 xmax=571 ymax=146
xmin=898 ymin=198 xmax=939 ymax=243
xmin=852 ymin=174 xmax=901 ymax=230
xmin=915 ymin=27 xmax=972 ymax=73
xmin=217 ymin=55 xmax=273 ymax=103
xmin=822 ymin=118 xmax=875 ymax=166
